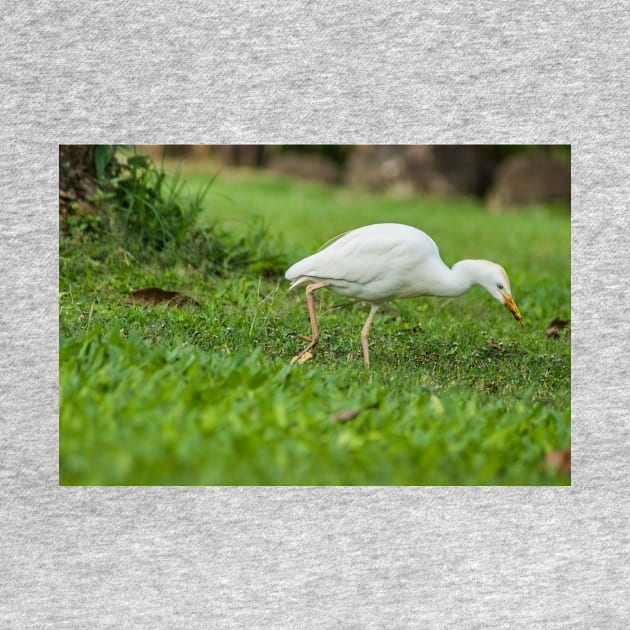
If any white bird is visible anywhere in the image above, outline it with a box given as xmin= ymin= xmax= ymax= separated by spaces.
xmin=285 ymin=223 xmax=523 ymax=366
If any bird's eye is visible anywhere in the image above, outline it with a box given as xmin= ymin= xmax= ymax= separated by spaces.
xmin=497 ymin=283 xmax=504 ymax=290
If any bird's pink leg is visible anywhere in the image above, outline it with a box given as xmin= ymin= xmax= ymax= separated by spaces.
xmin=360 ymin=305 xmax=379 ymax=367
xmin=291 ymin=281 xmax=329 ymax=364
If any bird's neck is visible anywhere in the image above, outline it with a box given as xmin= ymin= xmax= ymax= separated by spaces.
xmin=433 ymin=259 xmax=486 ymax=297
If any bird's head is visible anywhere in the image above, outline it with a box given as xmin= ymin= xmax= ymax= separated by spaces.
xmin=476 ymin=261 xmax=523 ymax=326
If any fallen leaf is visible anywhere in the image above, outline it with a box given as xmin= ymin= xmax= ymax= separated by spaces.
xmin=331 ymin=402 xmax=379 ymax=423
xmin=290 ymin=351 xmax=313 ymax=365
xmin=487 ymin=337 xmax=504 ymax=350
xmin=546 ymin=318 xmax=570 ymax=338
xmin=126 ymin=287 xmax=200 ymax=307
xmin=544 ymin=447 xmax=571 ymax=475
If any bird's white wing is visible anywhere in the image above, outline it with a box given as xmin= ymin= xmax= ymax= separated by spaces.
xmin=286 ymin=223 xmax=441 ymax=299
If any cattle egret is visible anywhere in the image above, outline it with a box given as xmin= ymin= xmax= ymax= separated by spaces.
xmin=285 ymin=223 xmax=523 ymax=366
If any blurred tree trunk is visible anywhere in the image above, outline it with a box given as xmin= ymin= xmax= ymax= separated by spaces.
xmin=59 ymin=145 xmax=98 ymax=227
xmin=213 ymin=145 xmax=266 ymax=166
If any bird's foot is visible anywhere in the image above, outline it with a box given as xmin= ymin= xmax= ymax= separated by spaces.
xmin=286 ymin=332 xmax=313 ymax=343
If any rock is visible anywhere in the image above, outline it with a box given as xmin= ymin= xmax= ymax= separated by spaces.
xmin=487 ymin=154 xmax=571 ymax=209
xmin=345 ymin=145 xmax=494 ymax=197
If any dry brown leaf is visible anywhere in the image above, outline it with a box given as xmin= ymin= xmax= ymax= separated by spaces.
xmin=330 ymin=402 xmax=379 ymax=423
xmin=126 ymin=287 xmax=200 ymax=307
xmin=290 ymin=351 xmax=313 ymax=365
xmin=546 ymin=318 xmax=570 ymax=338
xmin=487 ymin=337 xmax=504 ymax=350
xmin=544 ymin=447 xmax=571 ymax=475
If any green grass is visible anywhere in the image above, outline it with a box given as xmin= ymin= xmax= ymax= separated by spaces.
xmin=60 ymin=165 xmax=570 ymax=485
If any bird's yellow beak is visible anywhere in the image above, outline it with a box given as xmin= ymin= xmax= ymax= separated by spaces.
xmin=501 ymin=291 xmax=523 ymax=326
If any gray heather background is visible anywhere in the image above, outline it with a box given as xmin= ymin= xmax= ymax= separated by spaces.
xmin=1 ymin=1 xmax=628 ymax=628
